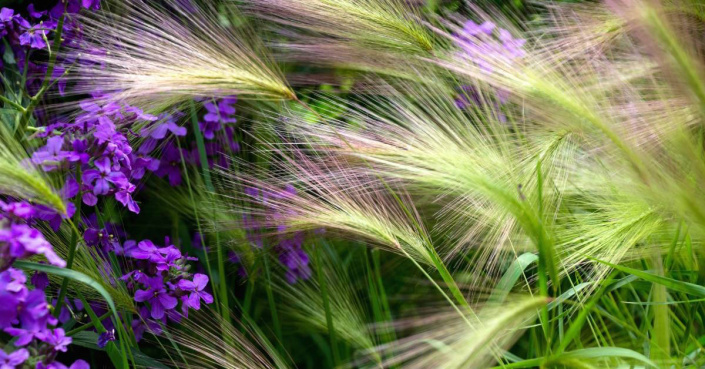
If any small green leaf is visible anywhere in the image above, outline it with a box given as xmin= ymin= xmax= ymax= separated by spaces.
xmin=489 ymin=253 xmax=538 ymax=304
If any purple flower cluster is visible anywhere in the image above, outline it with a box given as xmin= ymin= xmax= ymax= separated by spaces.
xmin=0 ymin=1 xmax=98 ymax=96
xmin=454 ymin=20 xmax=526 ymax=73
xmin=454 ymin=85 xmax=510 ymax=123
xmin=452 ymin=20 xmax=522 ymax=120
xmin=0 ymin=201 xmax=65 ymax=271
xmin=244 ymin=185 xmax=312 ymax=284
xmin=0 ymin=201 xmax=87 ymax=369
xmin=120 ymin=238 xmax=213 ymax=340
xmin=141 ymin=97 xmax=240 ymax=187
xmin=31 ymin=96 xmax=161 ymax=215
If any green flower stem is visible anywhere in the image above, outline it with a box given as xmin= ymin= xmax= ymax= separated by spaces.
xmin=66 ymin=312 xmax=112 ymax=336
xmin=15 ymin=12 xmax=66 ymax=140
xmin=314 ymin=243 xmax=339 ymax=366
xmin=54 ymin=167 xmax=83 ymax=319
xmin=188 ymin=100 xmax=230 ymax=324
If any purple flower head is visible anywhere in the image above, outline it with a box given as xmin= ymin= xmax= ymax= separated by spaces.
xmin=19 ymin=20 xmax=55 ymax=49
xmin=0 ymin=201 xmax=34 ymax=220
xmin=454 ymin=20 xmax=525 ymax=74
xmin=0 ymin=268 xmax=27 ymax=329
xmin=31 ymin=271 xmax=49 ymax=290
xmin=37 ymin=360 xmax=90 ymax=369
xmin=0 ymin=8 xmax=14 ymax=23
xmin=177 ymin=273 xmax=213 ymax=311
xmin=278 ymin=235 xmax=312 ymax=284
xmin=199 ymin=97 xmax=237 ymax=140
xmin=37 ymin=328 xmax=72 ymax=352
xmin=0 ymin=223 xmax=66 ymax=267
xmin=154 ymin=143 xmax=183 ymax=186
xmin=97 ymin=329 xmax=115 ymax=348
xmin=146 ymin=118 xmax=186 ymax=140
xmin=31 ymin=136 xmax=81 ymax=171
xmin=132 ymin=306 xmax=162 ymax=341
xmin=463 ymin=20 xmax=495 ymax=36
xmin=0 ymin=348 xmax=29 ymax=368
xmin=83 ymin=157 xmax=129 ymax=196
xmin=5 ymin=289 xmax=57 ymax=346
xmin=129 ymin=154 xmax=159 ymax=180
xmin=27 ymin=4 xmax=47 ymax=19
xmin=134 ymin=276 xmax=178 ymax=319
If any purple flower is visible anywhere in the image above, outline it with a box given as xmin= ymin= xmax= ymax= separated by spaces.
xmin=31 ymin=271 xmax=49 ymax=290
xmin=27 ymin=4 xmax=47 ymax=19
xmin=128 ymin=240 xmax=159 ymax=259
xmin=31 ymin=136 xmax=81 ymax=171
xmin=178 ymin=274 xmax=213 ymax=311
xmin=37 ymin=328 xmax=72 ymax=352
xmin=278 ymin=234 xmax=312 ymax=284
xmin=463 ymin=20 xmax=495 ymax=36
xmin=115 ymin=183 xmax=140 ymax=214
xmin=0 ymin=201 xmax=34 ymax=220
xmin=18 ymin=19 xmax=56 ymax=49
xmin=97 ymin=329 xmax=115 ymax=348
xmin=0 ymin=268 xmax=26 ymax=329
xmin=5 ymin=289 xmax=57 ymax=346
xmin=199 ymin=97 xmax=237 ymax=140
xmin=131 ymin=306 xmax=162 ymax=341
xmin=0 ymin=348 xmax=29 ymax=368
xmin=129 ymin=155 xmax=159 ymax=180
xmin=82 ymin=0 xmax=101 ymax=11
xmin=147 ymin=119 xmax=186 ymax=140
xmin=37 ymin=360 xmax=90 ymax=369
xmin=454 ymin=20 xmax=525 ymax=74
xmin=0 ymin=224 xmax=66 ymax=267
xmin=134 ymin=276 xmax=178 ymax=319
xmin=0 ymin=8 xmax=14 ymax=23
xmin=154 ymin=143 xmax=184 ymax=186
xmin=83 ymin=157 xmax=129 ymax=196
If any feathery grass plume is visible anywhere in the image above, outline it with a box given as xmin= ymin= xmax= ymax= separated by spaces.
xmin=276 ymin=250 xmax=378 ymax=352
xmin=223 ymin=146 xmax=435 ymax=266
xmin=256 ymin=82 xmax=576 ymax=290
xmin=0 ymin=123 xmax=66 ymax=213
xmin=612 ymin=0 xmax=705 ymax=113
xmin=166 ymin=309 xmax=291 ymax=369
xmin=248 ymin=0 xmax=433 ymax=52
xmin=534 ymin=1 xmax=628 ymax=63
xmin=246 ymin=0 xmax=437 ymax=77
xmin=359 ymin=296 xmax=547 ymax=369
xmin=68 ymin=0 xmax=294 ymax=108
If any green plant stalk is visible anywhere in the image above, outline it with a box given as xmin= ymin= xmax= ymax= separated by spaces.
xmin=0 ymin=95 xmax=26 ymax=112
xmin=66 ymin=312 xmax=112 ymax=336
xmin=54 ymin=167 xmax=83 ymax=319
xmin=188 ymin=101 xmax=230 ymax=324
xmin=535 ymin=159 xmax=552 ymax=349
xmin=650 ymin=256 xmax=670 ymax=364
xmin=262 ymin=255 xmax=283 ymax=343
xmin=372 ymin=248 xmax=396 ymax=347
xmin=175 ymin=139 xmax=215 ymax=296
xmin=314 ymin=244 xmax=340 ymax=366
xmin=76 ymin=290 xmax=129 ymax=369
xmin=554 ymin=273 xmax=617 ymax=355
xmin=15 ymin=12 xmax=66 ymax=140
